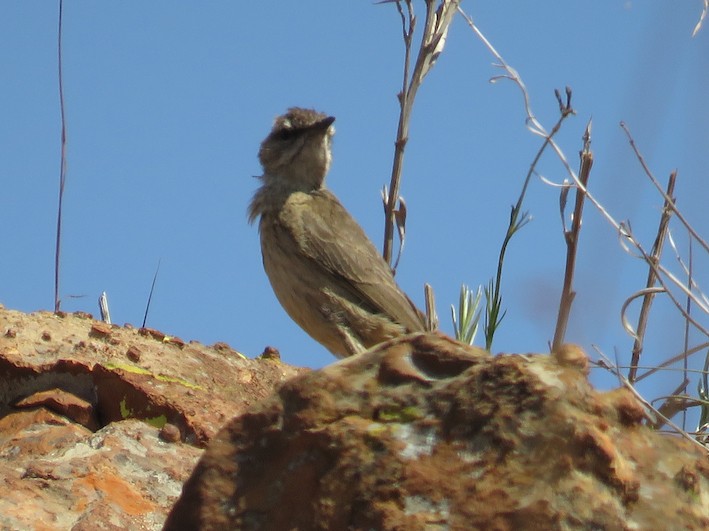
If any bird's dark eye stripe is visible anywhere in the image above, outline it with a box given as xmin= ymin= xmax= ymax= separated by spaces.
xmin=275 ymin=127 xmax=307 ymax=141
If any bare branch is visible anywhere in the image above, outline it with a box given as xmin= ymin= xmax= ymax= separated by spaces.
xmin=459 ymin=7 xmax=709 ymax=407
xmin=458 ymin=7 xmax=581 ymax=350
xmin=634 ymin=340 xmax=709 ymax=383
xmin=627 ymin=171 xmax=677 ymax=382
xmin=620 ymin=123 xmax=709 ymax=255
xmin=593 ymin=346 xmax=709 ymax=454
xmin=681 ymin=239 xmax=694 ymax=429
xmin=609 ymin=361 xmax=709 ymax=378
xmin=650 ymin=381 xmax=692 ymax=430
xmin=552 ymin=120 xmax=593 ymax=351
xmin=383 ymin=0 xmax=459 ymax=266
xmin=668 ymin=231 xmax=709 ymax=309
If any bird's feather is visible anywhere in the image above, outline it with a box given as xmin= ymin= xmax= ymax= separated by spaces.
xmin=277 ymin=189 xmax=426 ymax=333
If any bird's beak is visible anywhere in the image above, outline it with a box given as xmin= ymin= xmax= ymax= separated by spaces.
xmin=312 ymin=116 xmax=335 ymax=131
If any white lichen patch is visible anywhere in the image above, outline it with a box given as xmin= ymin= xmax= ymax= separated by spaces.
xmin=393 ymin=423 xmax=439 ymax=460
xmin=404 ymin=494 xmax=450 ymax=521
xmin=526 ymin=361 xmax=565 ymax=390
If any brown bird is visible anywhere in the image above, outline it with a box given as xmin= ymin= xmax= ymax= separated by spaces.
xmin=248 ymin=107 xmax=425 ymax=358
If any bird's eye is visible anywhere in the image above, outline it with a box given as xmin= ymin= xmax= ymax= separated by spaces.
xmin=276 ymin=128 xmax=294 ymax=141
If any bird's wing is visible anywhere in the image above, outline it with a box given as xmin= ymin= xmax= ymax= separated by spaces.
xmin=279 ymin=189 xmax=425 ymax=332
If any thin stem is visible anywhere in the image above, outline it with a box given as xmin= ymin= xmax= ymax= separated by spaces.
xmin=54 ymin=0 xmax=67 ymax=313
xmin=383 ymin=1 xmax=458 ymax=265
xmin=621 ymin=123 xmax=709 ymax=255
xmin=485 ymin=93 xmax=574 ymax=350
xmin=628 ymin=171 xmax=677 ymax=381
xmin=142 ymin=259 xmax=161 ymax=328
xmin=383 ymin=0 xmax=416 ymax=265
xmin=682 ymin=239 xmax=693 ymax=429
xmin=634 ymin=341 xmax=709 ymax=383
xmin=552 ymin=121 xmax=593 ymax=351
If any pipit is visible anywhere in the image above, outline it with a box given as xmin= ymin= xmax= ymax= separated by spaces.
xmin=248 ymin=107 xmax=425 ymax=357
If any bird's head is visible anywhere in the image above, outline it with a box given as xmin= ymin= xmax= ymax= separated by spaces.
xmin=258 ymin=107 xmax=336 ymax=191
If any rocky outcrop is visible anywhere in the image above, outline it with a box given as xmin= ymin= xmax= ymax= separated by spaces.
xmin=2 ymin=304 xmax=707 ymax=530
xmin=165 ymin=334 xmax=709 ymax=530
xmin=0 ymin=305 xmax=302 ymax=530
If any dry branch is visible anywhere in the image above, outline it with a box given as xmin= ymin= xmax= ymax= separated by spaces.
xmin=382 ymin=0 xmax=459 ymax=267
xmin=552 ymin=122 xmax=593 ymax=351
xmin=627 ymin=172 xmax=677 ymax=382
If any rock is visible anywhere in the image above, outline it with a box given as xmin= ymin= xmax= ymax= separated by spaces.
xmin=126 ymin=345 xmax=142 ymax=362
xmin=258 ymin=345 xmax=281 ymax=360
xmin=0 ymin=410 xmax=200 ymax=530
xmin=160 ymin=423 xmax=183 ymax=443
xmin=89 ymin=322 xmax=113 ymax=338
xmin=14 ymin=387 xmax=98 ymax=431
xmin=165 ymin=333 xmax=709 ymax=530
xmin=0 ymin=305 xmax=303 ymax=529
xmin=0 ymin=306 xmax=304 ymax=446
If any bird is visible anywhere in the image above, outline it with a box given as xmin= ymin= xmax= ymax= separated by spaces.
xmin=248 ymin=107 xmax=426 ymax=358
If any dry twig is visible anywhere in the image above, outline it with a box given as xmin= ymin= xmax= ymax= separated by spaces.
xmin=458 ymin=8 xmax=577 ymax=349
xmin=382 ymin=0 xmax=459 ymax=267
xmin=458 ymin=4 xmax=708 ymax=437
xmin=627 ymin=172 xmax=677 ymax=382
xmin=552 ymin=121 xmax=593 ymax=351
xmin=54 ymin=0 xmax=68 ymax=312
xmin=616 ymin=125 xmax=709 ymax=340
xmin=633 ymin=340 xmax=709 ymax=383
xmin=593 ymin=346 xmax=709 ymax=454
xmin=620 ymin=123 xmax=709 ymax=255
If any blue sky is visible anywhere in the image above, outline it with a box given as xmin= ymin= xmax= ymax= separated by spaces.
xmin=2 ymin=2 xmax=708 ymax=416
